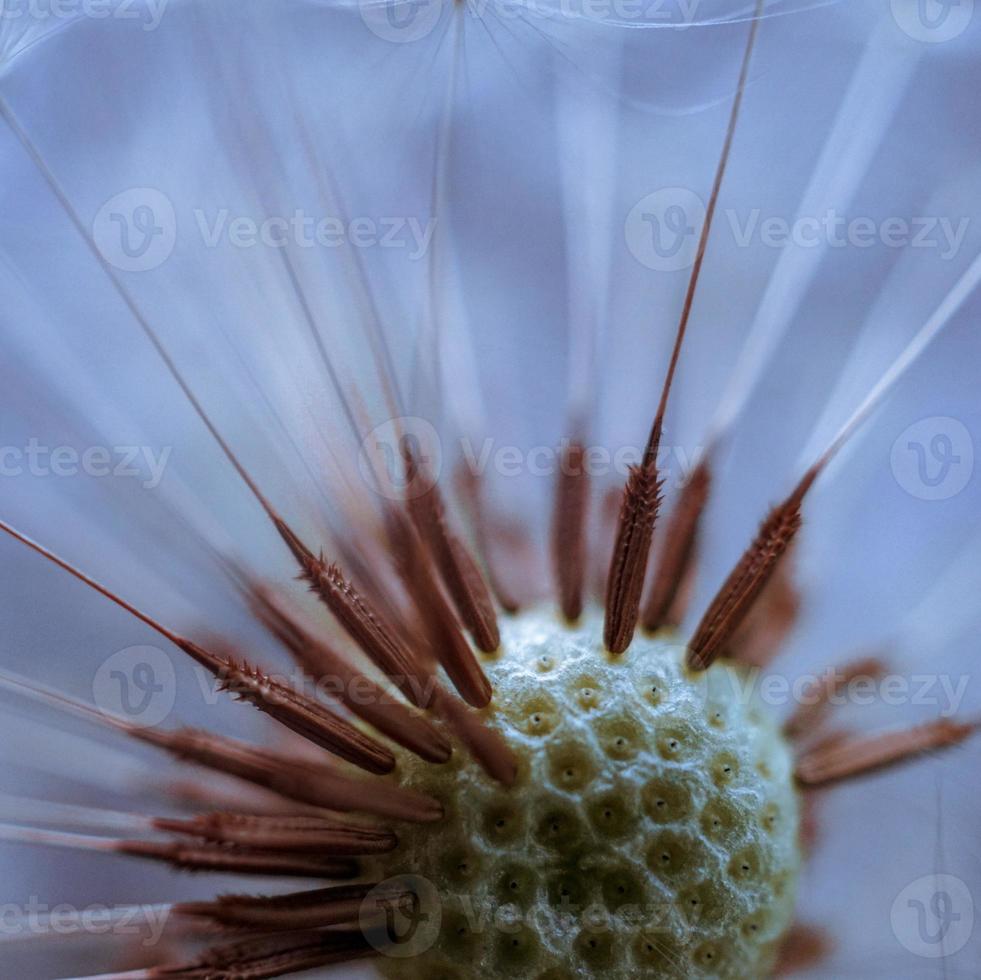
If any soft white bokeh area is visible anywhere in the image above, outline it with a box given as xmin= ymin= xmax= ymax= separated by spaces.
xmin=1 ymin=0 xmax=980 ymax=976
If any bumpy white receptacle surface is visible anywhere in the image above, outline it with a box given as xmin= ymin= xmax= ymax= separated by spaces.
xmin=377 ymin=610 xmax=800 ymax=979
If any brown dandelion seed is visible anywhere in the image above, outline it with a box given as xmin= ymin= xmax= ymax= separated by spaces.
xmin=137 ymin=728 xmax=443 ymax=824
xmin=0 ymin=666 xmax=444 ymax=824
xmin=208 ymin=655 xmax=396 ymax=774
xmin=273 ymin=517 xmax=434 ymax=709
xmin=430 ymin=685 xmax=519 ymax=786
xmin=774 ymin=924 xmax=833 ymax=976
xmin=0 ymin=517 xmax=399 ymax=775
xmin=403 ymin=442 xmax=501 ymax=653
xmin=148 ymin=929 xmax=375 ymax=978
xmin=604 ymin=460 xmax=664 ymax=653
xmin=687 ymin=471 xmax=810 ymax=671
xmin=173 ymin=883 xmax=407 ymax=933
xmin=116 ymin=840 xmax=359 ymax=880
xmin=551 ymin=439 xmax=590 ymax=622
xmin=784 ymin=656 xmax=887 ymax=740
xmin=248 ymin=583 xmax=453 ymax=762
xmin=795 ymin=718 xmax=979 ymax=788
xmin=604 ymin=4 xmax=761 ymax=653
xmin=641 ymin=456 xmax=711 ymax=632
xmin=151 ymin=812 xmax=398 ymax=856
xmin=384 ymin=506 xmax=493 ymax=708
xmin=454 ymin=463 xmax=522 ymax=613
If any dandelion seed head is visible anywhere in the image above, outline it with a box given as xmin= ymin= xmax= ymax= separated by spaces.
xmin=381 ymin=608 xmax=801 ymax=978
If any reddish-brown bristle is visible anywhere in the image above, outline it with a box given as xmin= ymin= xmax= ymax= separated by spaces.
xmin=725 ymin=543 xmax=802 ymax=669
xmin=405 ymin=448 xmax=501 ymax=652
xmin=551 ymin=439 xmax=589 ymax=622
xmin=0 ymin=518 xmax=401 ymax=773
xmin=603 ymin=461 xmax=663 ymax=653
xmin=250 ymin=586 xmax=453 ymax=762
xmin=784 ymin=656 xmax=887 ymax=740
xmin=136 ymin=727 xmax=443 ymax=824
xmin=152 ymin=812 xmax=398 ymax=856
xmin=641 ymin=457 xmax=711 ymax=632
xmin=116 ymin=840 xmax=359 ymax=879
xmin=386 ymin=509 xmax=493 ymax=708
xmin=274 ymin=517 xmax=433 ymax=708
xmin=774 ymin=924 xmax=833 ymax=976
xmin=687 ymin=472 xmax=812 ymax=671
xmin=603 ymin=3 xmax=761 ymax=654
xmin=451 ymin=534 xmax=502 ymax=650
xmin=795 ymin=718 xmax=978 ymax=787
xmin=173 ymin=884 xmax=404 ymax=933
xmin=177 ymin=641 xmax=396 ymax=774
xmin=150 ymin=929 xmax=374 ymax=978
xmin=454 ymin=464 xmax=522 ymax=613
xmin=431 ymin=686 xmax=519 ymax=786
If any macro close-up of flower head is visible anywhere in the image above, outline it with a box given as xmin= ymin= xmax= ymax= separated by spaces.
xmin=0 ymin=0 xmax=980 ymax=977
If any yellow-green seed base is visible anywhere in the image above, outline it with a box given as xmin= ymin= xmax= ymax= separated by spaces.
xmin=376 ymin=609 xmax=801 ymax=979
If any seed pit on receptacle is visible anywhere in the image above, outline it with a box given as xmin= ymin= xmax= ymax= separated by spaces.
xmin=574 ymin=929 xmax=616 ymax=968
xmin=493 ymin=927 xmax=540 ymax=969
xmin=633 ymin=932 xmax=685 ymax=970
xmin=586 ymin=790 xmax=632 ymax=839
xmin=600 ymin=864 xmax=648 ymax=912
xmin=761 ymin=801 xmax=781 ymax=834
xmin=641 ymin=774 xmax=696 ymax=823
xmin=678 ymin=880 xmax=729 ymax=926
xmin=440 ymin=847 xmax=483 ymax=886
xmin=494 ymin=862 xmax=537 ymax=907
xmin=442 ymin=909 xmax=480 ymax=959
xmin=516 ymin=692 xmax=559 ymax=736
xmin=572 ymin=674 xmax=602 ymax=711
xmin=656 ymin=721 xmax=699 ymax=761
xmin=535 ymin=801 xmax=585 ymax=850
xmin=711 ymin=751 xmax=740 ymax=786
xmin=693 ymin=941 xmax=727 ymax=971
xmin=482 ymin=802 xmax=524 ymax=844
xmin=547 ymin=741 xmax=596 ymax=792
xmin=633 ymin=668 xmax=669 ymax=710
xmin=546 ymin=870 xmax=592 ymax=910
xmin=647 ymin=829 xmax=702 ymax=881
xmin=729 ymin=846 xmax=763 ymax=882
xmin=596 ymin=715 xmax=645 ymax=761
xmin=701 ymin=797 xmax=744 ymax=841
